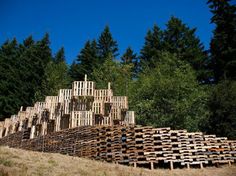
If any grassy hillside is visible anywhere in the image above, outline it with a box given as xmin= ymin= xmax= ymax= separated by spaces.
xmin=0 ymin=146 xmax=235 ymax=176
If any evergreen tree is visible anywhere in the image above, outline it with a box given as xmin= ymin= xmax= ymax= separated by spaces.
xmin=78 ymin=40 xmax=98 ymax=78
xmin=26 ymin=33 xmax=53 ymax=101
xmin=121 ymin=47 xmax=138 ymax=77
xmin=140 ymin=25 xmax=163 ymax=69
xmin=0 ymin=34 xmax=63 ymax=120
xmin=46 ymin=47 xmax=70 ymax=95
xmin=18 ymin=36 xmax=37 ymax=107
xmin=204 ymin=0 xmax=236 ymax=139
xmin=206 ymin=80 xmax=236 ymax=139
xmin=121 ymin=47 xmax=137 ymax=64
xmin=69 ymin=61 xmax=80 ymax=81
xmin=35 ymin=33 xmax=52 ymax=66
xmin=70 ymin=40 xmax=98 ymax=81
xmin=163 ymin=16 xmax=209 ymax=82
xmin=97 ymin=26 xmax=118 ymax=61
xmin=208 ymin=0 xmax=236 ymax=81
xmin=54 ymin=47 xmax=65 ymax=63
xmin=23 ymin=35 xmax=34 ymax=48
xmin=19 ymin=36 xmax=43 ymax=104
xmin=0 ymin=39 xmax=22 ymax=119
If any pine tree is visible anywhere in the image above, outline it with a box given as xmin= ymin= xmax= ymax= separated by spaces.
xmin=69 ymin=40 xmax=98 ymax=81
xmin=18 ymin=36 xmax=37 ymax=106
xmin=23 ymin=35 xmax=34 ymax=48
xmin=0 ymin=34 xmax=63 ymax=120
xmin=69 ymin=61 xmax=80 ymax=82
xmin=26 ymin=33 xmax=53 ymax=101
xmin=121 ymin=47 xmax=137 ymax=64
xmin=204 ymin=0 xmax=236 ymax=139
xmin=121 ymin=47 xmax=138 ymax=77
xmin=35 ymin=33 xmax=52 ymax=66
xmin=140 ymin=24 xmax=163 ymax=69
xmin=97 ymin=26 xmax=118 ymax=61
xmin=42 ymin=49 xmax=70 ymax=96
xmin=19 ymin=36 xmax=42 ymax=104
xmin=54 ymin=47 xmax=65 ymax=63
xmin=208 ymin=0 xmax=236 ymax=81
xmin=0 ymin=39 xmax=23 ymax=119
xmin=207 ymin=80 xmax=236 ymax=139
xmin=163 ymin=16 xmax=208 ymax=82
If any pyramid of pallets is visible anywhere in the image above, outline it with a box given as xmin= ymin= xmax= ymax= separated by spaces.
xmin=0 ymin=75 xmax=135 ymax=139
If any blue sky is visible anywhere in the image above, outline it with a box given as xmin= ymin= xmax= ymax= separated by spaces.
xmin=0 ymin=0 xmax=214 ymax=64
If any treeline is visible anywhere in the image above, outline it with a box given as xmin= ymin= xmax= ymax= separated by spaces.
xmin=0 ymin=0 xmax=235 ymax=138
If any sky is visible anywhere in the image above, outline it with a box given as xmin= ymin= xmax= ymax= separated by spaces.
xmin=0 ymin=0 xmax=214 ymax=64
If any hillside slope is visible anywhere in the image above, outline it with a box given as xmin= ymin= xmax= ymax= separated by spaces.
xmin=0 ymin=146 xmax=235 ymax=176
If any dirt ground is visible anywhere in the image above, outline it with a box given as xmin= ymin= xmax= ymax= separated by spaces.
xmin=0 ymin=146 xmax=235 ymax=176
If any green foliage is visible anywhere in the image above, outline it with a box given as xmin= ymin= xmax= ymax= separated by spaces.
xmin=69 ymin=61 xmax=80 ymax=81
xmin=54 ymin=47 xmax=65 ymax=63
xmin=97 ymin=26 xmax=119 ymax=60
xmin=92 ymin=54 xmax=133 ymax=96
xmin=0 ymin=35 xmax=54 ymax=118
xmin=39 ymin=49 xmax=70 ymax=95
xmin=208 ymin=0 xmax=236 ymax=81
xmin=206 ymin=80 xmax=236 ymax=139
xmin=0 ymin=157 xmax=13 ymax=167
xmin=0 ymin=39 xmax=22 ymax=119
xmin=140 ymin=25 xmax=163 ymax=69
xmin=0 ymin=34 xmax=69 ymax=119
xmin=70 ymin=26 xmax=119 ymax=82
xmin=69 ymin=40 xmax=98 ymax=81
xmin=121 ymin=47 xmax=138 ymax=77
xmin=121 ymin=47 xmax=137 ymax=64
xmin=140 ymin=18 xmax=209 ymax=82
xmin=25 ymin=33 xmax=53 ymax=102
xmin=129 ymin=52 xmax=209 ymax=131
xmin=204 ymin=0 xmax=236 ymax=139
xmin=163 ymin=16 xmax=209 ymax=82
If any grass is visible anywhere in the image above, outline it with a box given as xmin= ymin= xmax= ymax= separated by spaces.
xmin=0 ymin=168 xmax=9 ymax=176
xmin=0 ymin=146 xmax=235 ymax=176
xmin=0 ymin=158 xmax=13 ymax=167
xmin=48 ymin=158 xmax=58 ymax=167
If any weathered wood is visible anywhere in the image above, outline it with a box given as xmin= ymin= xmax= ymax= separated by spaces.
xmin=150 ymin=162 xmax=154 ymax=170
xmin=1 ymin=125 xmax=235 ymax=170
xmin=170 ymin=161 xmax=173 ymax=170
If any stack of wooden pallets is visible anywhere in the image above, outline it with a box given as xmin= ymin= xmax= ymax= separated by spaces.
xmin=1 ymin=125 xmax=236 ymax=170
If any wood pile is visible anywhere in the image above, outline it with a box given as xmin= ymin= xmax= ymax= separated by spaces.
xmin=0 ymin=125 xmax=236 ymax=170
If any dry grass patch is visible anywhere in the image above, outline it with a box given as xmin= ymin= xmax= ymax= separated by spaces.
xmin=0 ymin=146 xmax=235 ymax=176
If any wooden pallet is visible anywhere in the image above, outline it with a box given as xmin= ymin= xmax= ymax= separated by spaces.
xmin=1 ymin=125 xmax=236 ymax=170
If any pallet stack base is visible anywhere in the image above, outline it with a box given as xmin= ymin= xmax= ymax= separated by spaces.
xmin=0 ymin=125 xmax=236 ymax=170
